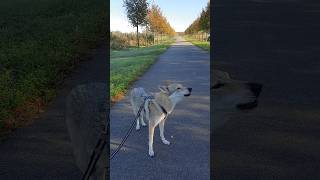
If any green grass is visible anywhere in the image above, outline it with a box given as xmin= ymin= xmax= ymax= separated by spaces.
xmin=111 ymin=43 xmax=173 ymax=100
xmin=0 ymin=0 xmax=107 ymax=132
xmin=190 ymin=41 xmax=210 ymax=51
xmin=184 ymin=36 xmax=210 ymax=51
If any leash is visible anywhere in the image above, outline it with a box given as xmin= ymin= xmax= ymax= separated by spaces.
xmin=82 ymin=130 xmax=107 ymax=180
xmin=82 ymin=117 xmax=109 ymax=180
xmin=82 ymin=95 xmax=162 ymax=179
xmin=110 ymin=95 xmax=154 ymax=160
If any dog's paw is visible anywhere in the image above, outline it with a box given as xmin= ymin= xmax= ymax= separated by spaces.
xmin=141 ymin=122 xmax=147 ymax=127
xmin=162 ymin=139 xmax=170 ymax=145
xmin=149 ymin=150 xmax=154 ymax=157
xmin=135 ymin=125 xmax=140 ymax=131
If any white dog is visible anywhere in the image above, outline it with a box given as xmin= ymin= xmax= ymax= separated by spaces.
xmin=130 ymin=83 xmax=192 ymax=157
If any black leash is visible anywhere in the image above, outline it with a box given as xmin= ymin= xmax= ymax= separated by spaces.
xmin=82 ymin=120 xmax=109 ymax=180
xmin=82 ymin=95 xmax=156 ymax=180
xmin=82 ymin=130 xmax=107 ymax=180
xmin=110 ymin=95 xmax=154 ymax=160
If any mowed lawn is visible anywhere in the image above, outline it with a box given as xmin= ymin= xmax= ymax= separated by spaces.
xmin=111 ymin=44 xmax=172 ymax=102
xmin=0 ymin=0 xmax=107 ymax=133
xmin=190 ymin=41 xmax=210 ymax=51
xmin=184 ymin=36 xmax=210 ymax=51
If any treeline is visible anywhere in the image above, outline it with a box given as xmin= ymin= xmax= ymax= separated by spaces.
xmin=122 ymin=0 xmax=175 ymax=48
xmin=147 ymin=4 xmax=175 ymax=37
xmin=110 ymin=31 xmax=171 ymax=49
xmin=185 ymin=2 xmax=210 ymax=41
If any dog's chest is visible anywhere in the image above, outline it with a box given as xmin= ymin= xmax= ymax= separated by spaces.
xmin=148 ymin=104 xmax=167 ymax=125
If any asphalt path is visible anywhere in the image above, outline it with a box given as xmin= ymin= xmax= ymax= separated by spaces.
xmin=110 ymin=37 xmax=210 ymax=180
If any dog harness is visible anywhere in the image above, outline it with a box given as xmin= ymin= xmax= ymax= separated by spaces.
xmin=143 ymin=95 xmax=168 ymax=119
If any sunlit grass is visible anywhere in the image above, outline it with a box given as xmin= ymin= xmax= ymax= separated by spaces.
xmin=110 ymin=43 xmax=173 ymax=102
xmin=0 ymin=0 xmax=107 ymax=132
xmin=184 ymin=36 xmax=210 ymax=51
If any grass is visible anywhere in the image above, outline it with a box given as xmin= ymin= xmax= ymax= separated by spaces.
xmin=0 ymin=0 xmax=107 ymax=134
xmin=184 ymin=36 xmax=210 ymax=51
xmin=111 ymin=42 xmax=173 ymax=102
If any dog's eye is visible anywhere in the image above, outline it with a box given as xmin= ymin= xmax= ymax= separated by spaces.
xmin=212 ymin=83 xmax=225 ymax=89
xmin=177 ymin=87 xmax=181 ymax=90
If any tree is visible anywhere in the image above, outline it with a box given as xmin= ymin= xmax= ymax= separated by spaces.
xmin=199 ymin=2 xmax=210 ymax=33
xmin=147 ymin=3 xmax=176 ymax=43
xmin=123 ymin=0 xmax=148 ymax=48
xmin=185 ymin=18 xmax=200 ymax=34
xmin=185 ymin=2 xmax=210 ymax=40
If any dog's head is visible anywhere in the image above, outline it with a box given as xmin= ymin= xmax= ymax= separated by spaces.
xmin=159 ymin=83 xmax=192 ymax=102
xmin=212 ymin=70 xmax=262 ymax=111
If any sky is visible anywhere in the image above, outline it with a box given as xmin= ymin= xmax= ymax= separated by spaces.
xmin=110 ymin=0 xmax=209 ymax=33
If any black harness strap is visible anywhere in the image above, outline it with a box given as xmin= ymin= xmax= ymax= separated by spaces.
xmin=158 ymin=104 xmax=168 ymax=119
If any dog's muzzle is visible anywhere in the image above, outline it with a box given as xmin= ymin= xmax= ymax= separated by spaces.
xmin=236 ymin=83 xmax=262 ymax=110
xmin=184 ymin=88 xmax=192 ymax=96
xmin=236 ymin=100 xmax=258 ymax=110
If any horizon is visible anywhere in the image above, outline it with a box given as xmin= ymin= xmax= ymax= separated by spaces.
xmin=110 ymin=0 xmax=209 ymax=33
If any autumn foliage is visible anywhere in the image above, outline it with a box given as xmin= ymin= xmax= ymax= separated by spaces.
xmin=147 ymin=4 xmax=176 ymax=36
xmin=185 ymin=2 xmax=210 ymax=35
xmin=113 ymin=2 xmax=175 ymax=49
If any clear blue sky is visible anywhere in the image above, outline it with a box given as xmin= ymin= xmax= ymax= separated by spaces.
xmin=110 ymin=0 xmax=209 ymax=33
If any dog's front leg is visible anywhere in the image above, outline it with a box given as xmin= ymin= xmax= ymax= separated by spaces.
xmin=148 ymin=124 xmax=155 ymax=157
xmin=159 ymin=119 xmax=170 ymax=145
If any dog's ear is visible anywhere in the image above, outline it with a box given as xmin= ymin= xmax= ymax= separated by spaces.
xmin=158 ymin=85 xmax=169 ymax=94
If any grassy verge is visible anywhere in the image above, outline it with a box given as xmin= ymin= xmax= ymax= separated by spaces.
xmin=0 ymin=0 xmax=107 ymax=134
xmin=184 ymin=36 xmax=210 ymax=51
xmin=111 ymin=42 xmax=173 ymax=103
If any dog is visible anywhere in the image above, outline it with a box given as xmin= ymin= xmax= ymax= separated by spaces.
xmin=212 ymin=70 xmax=263 ymax=129
xmin=65 ymin=83 xmax=107 ymax=180
xmin=130 ymin=83 xmax=192 ymax=157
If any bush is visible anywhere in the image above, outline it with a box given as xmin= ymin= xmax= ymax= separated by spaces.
xmin=110 ymin=32 xmax=130 ymax=49
xmin=110 ymin=31 xmax=172 ymax=50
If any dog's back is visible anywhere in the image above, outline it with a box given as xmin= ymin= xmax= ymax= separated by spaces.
xmin=130 ymin=87 xmax=148 ymax=109
xmin=65 ymin=83 xmax=107 ymax=180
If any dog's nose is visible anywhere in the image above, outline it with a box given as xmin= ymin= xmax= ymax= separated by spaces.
xmin=246 ymin=83 xmax=262 ymax=97
xmin=188 ymin=88 xmax=192 ymax=92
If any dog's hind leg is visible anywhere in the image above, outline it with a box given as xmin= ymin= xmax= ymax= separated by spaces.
xmin=133 ymin=107 xmax=140 ymax=130
xmin=159 ymin=119 xmax=170 ymax=145
xmin=148 ymin=124 xmax=155 ymax=157
xmin=140 ymin=110 xmax=147 ymax=127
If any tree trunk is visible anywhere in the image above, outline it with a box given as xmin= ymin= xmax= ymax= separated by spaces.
xmin=136 ymin=26 xmax=139 ymax=48
xmin=145 ymin=30 xmax=148 ymax=47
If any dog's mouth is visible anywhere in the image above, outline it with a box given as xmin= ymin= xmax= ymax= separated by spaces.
xmin=236 ymin=100 xmax=258 ymax=110
xmin=184 ymin=88 xmax=192 ymax=96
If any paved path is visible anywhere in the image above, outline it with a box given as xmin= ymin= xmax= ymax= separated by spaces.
xmin=110 ymin=37 xmax=210 ymax=180
xmin=0 ymin=46 xmax=108 ymax=179
xmin=213 ymin=1 xmax=320 ymax=179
